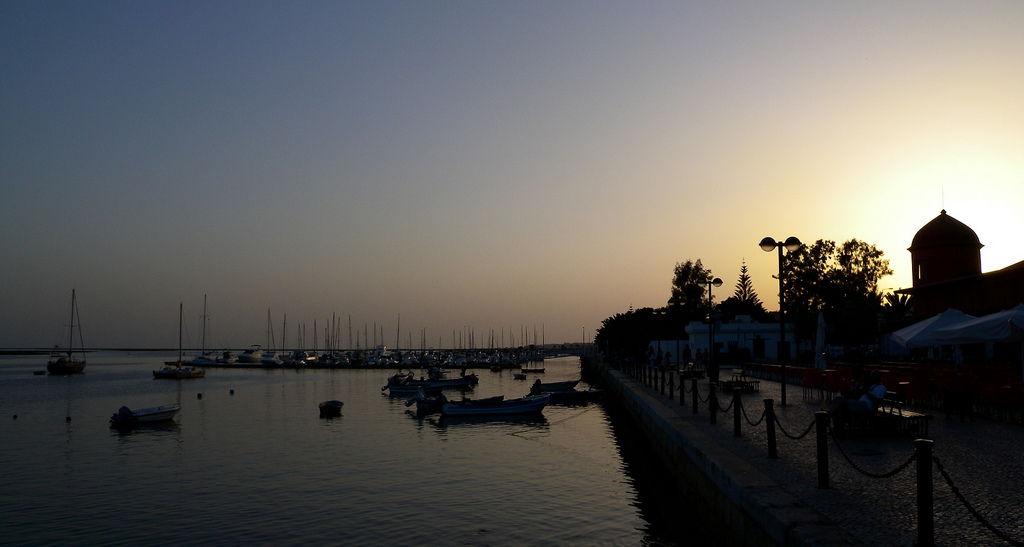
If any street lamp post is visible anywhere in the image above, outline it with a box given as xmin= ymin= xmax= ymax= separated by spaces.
xmin=760 ymin=236 xmax=802 ymax=406
xmin=667 ymin=297 xmax=680 ymax=368
xmin=696 ymin=277 xmax=723 ymax=383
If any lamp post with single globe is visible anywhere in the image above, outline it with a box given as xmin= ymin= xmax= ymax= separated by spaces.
xmin=695 ymin=277 xmax=723 ymax=383
xmin=759 ymin=236 xmax=802 ymax=406
xmin=667 ymin=296 xmax=681 ymax=368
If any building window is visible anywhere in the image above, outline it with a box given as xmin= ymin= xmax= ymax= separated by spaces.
xmin=916 ymin=261 xmax=928 ymax=282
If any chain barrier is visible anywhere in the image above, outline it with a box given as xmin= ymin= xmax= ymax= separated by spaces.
xmin=741 ymin=399 xmax=766 ymax=426
xmin=696 ymin=385 xmax=710 ymax=403
xmin=773 ymin=414 xmax=816 ymax=440
xmin=717 ymin=394 xmax=734 ymax=413
xmin=933 ymin=456 xmax=1024 ymax=547
xmin=825 ymin=428 xmax=917 ymax=479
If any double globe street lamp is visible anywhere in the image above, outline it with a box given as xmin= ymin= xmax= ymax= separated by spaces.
xmin=696 ymin=276 xmax=723 ymax=383
xmin=759 ymin=236 xmax=802 ymax=406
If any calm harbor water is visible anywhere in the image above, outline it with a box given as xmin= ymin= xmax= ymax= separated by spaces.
xmin=0 ymin=353 xmax=705 ymax=546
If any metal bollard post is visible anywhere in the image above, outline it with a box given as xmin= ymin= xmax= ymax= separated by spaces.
xmin=815 ymin=411 xmax=829 ymax=489
xmin=679 ymin=374 xmax=685 ymax=407
xmin=733 ymin=388 xmax=742 ymax=437
xmin=709 ymin=382 xmax=718 ymax=425
xmin=668 ymin=371 xmax=674 ymax=399
xmin=691 ymin=378 xmax=699 ymax=414
xmin=916 ymin=439 xmax=934 ymax=547
xmin=765 ymin=399 xmax=777 ymax=459
xmin=660 ymin=369 xmax=665 ymax=395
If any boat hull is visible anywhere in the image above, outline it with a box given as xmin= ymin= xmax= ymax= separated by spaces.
xmin=109 ymin=405 xmax=180 ymax=428
xmin=319 ymin=400 xmax=344 ymax=417
xmin=153 ymin=365 xmax=206 ymax=379
xmin=47 ymin=358 xmax=86 ymax=375
xmin=534 ymin=380 xmax=580 ymax=392
xmin=441 ymin=394 xmax=550 ymax=416
xmin=383 ymin=373 xmax=479 ymax=393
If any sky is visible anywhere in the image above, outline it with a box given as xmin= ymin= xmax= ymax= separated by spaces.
xmin=4 ymin=1 xmax=1024 ymax=350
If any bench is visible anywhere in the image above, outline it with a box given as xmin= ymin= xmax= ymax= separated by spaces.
xmin=720 ymin=369 xmax=760 ymax=393
xmin=679 ymin=368 xmax=706 ymax=380
xmin=838 ymin=398 xmax=932 ymax=437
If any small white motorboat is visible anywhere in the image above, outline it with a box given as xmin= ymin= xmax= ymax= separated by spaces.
xmin=109 ymin=405 xmax=180 ymax=428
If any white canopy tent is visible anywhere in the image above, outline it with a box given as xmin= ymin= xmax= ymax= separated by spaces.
xmin=933 ymin=304 xmax=1024 ymax=379
xmin=891 ymin=308 xmax=975 ymax=349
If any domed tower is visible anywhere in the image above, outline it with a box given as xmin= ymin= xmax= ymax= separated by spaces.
xmin=908 ymin=210 xmax=983 ymax=287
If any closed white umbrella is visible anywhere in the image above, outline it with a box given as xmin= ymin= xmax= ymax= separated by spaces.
xmin=814 ymin=311 xmax=827 ymax=369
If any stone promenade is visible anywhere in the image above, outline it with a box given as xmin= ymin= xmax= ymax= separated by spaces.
xmin=605 ymin=363 xmax=1024 ymax=546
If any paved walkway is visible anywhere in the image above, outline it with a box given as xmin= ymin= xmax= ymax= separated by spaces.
xmin=618 ymin=366 xmax=1024 ymax=546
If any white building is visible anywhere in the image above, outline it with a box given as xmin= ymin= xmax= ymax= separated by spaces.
xmin=648 ymin=315 xmax=801 ymax=365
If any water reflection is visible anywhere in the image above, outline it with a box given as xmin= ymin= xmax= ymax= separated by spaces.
xmin=1 ymin=353 xmax=705 ymax=546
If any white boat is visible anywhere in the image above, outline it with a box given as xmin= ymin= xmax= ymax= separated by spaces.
xmin=237 ymin=345 xmax=264 ymax=363
xmin=109 ymin=405 xmax=180 ymax=427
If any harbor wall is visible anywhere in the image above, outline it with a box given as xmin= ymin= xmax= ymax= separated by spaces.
xmin=588 ymin=359 xmax=856 ymax=547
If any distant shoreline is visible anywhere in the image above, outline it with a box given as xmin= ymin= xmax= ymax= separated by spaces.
xmin=0 ymin=348 xmax=178 ymax=355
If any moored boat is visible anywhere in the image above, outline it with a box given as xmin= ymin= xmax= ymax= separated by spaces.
xmin=319 ymin=400 xmax=344 ymax=417
xmin=405 ymin=389 xmax=505 ymax=414
xmin=154 ymin=303 xmax=206 ymax=379
xmin=237 ymin=345 xmax=264 ymax=363
xmin=440 ymin=393 xmax=550 ymax=416
xmin=547 ymin=389 xmax=604 ymax=404
xmin=153 ymin=365 xmax=206 ymax=379
xmin=184 ymin=295 xmax=216 ymax=366
xmin=109 ymin=404 xmax=180 ymax=428
xmin=47 ymin=289 xmax=87 ymax=375
xmin=530 ymin=379 xmax=580 ymax=393
xmin=382 ymin=368 xmax=479 ymax=394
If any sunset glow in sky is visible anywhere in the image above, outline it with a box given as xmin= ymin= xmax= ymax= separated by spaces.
xmin=4 ymin=2 xmax=1024 ymax=349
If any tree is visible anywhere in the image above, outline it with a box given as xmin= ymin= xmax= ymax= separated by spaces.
xmin=733 ymin=260 xmax=760 ymax=305
xmin=880 ymin=292 xmax=915 ymax=333
xmin=594 ymin=306 xmax=676 ymax=359
xmin=784 ymin=239 xmax=893 ymax=348
xmin=669 ymin=259 xmax=714 ymax=317
xmin=718 ymin=261 xmax=769 ymax=321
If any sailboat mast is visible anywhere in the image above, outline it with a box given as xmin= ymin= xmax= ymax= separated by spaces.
xmin=68 ymin=289 xmax=77 ymax=354
xmin=200 ymin=295 xmax=208 ymax=356
xmin=178 ymin=302 xmax=183 ymax=364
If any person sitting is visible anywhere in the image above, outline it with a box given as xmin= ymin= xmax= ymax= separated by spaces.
xmin=530 ymin=379 xmax=542 ymax=396
xmin=830 ymin=370 xmax=886 ymax=429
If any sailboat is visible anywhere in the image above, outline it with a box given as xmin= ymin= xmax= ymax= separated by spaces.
xmin=153 ymin=303 xmax=206 ymax=379
xmin=185 ymin=295 xmax=217 ymax=366
xmin=47 ymin=289 xmax=87 ymax=375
